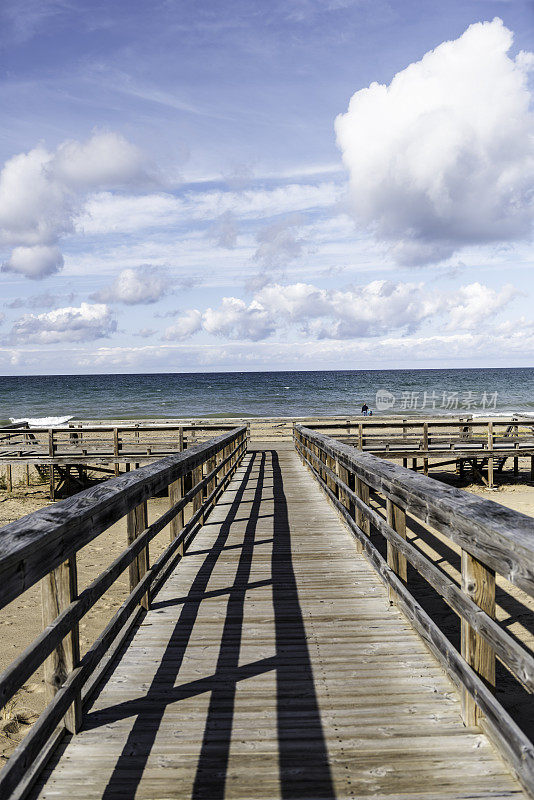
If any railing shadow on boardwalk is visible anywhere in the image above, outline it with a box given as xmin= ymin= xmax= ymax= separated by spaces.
xmin=80 ymin=449 xmax=334 ymax=800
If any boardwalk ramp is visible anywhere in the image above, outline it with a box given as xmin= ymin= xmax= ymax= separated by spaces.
xmin=1 ymin=425 xmax=533 ymax=800
xmin=29 ymin=444 xmax=524 ymax=799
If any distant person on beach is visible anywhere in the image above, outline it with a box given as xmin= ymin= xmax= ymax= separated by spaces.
xmin=361 ymin=403 xmax=369 ymax=416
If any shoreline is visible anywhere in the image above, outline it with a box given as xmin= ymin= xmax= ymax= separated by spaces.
xmin=3 ymin=412 xmax=534 ymax=427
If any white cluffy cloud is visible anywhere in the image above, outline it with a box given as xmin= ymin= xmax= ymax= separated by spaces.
xmin=447 ymin=282 xmax=518 ymax=330
xmin=9 ymin=302 xmax=116 ymax=343
xmin=0 ymin=131 xmax=147 ymax=279
xmin=3 ymin=245 xmax=64 ymax=279
xmin=335 ymin=18 xmax=534 ymax=265
xmin=92 ymin=266 xmax=170 ymax=305
xmin=163 ymin=279 xmax=517 ymax=342
xmin=203 ymin=298 xmax=274 ymax=341
xmin=162 ymin=309 xmax=202 ymax=341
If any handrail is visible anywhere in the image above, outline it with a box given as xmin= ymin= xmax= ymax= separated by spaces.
xmin=0 ymin=426 xmax=247 ymax=800
xmin=294 ymin=424 xmax=534 ymax=796
xmin=0 ymin=423 xmax=236 ymax=435
xmin=296 ymin=426 xmax=534 ymax=593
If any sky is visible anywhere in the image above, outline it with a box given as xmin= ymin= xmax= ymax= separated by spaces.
xmin=0 ymin=0 xmax=533 ymax=375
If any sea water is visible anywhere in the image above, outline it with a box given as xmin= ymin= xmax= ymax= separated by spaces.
xmin=0 ymin=368 xmax=533 ymax=425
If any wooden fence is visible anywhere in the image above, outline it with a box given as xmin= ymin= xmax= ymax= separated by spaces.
xmin=0 ymin=422 xmax=239 ymax=462
xmin=0 ymin=426 xmax=247 ymax=800
xmin=294 ymin=424 xmax=534 ymax=795
xmin=307 ymin=418 xmax=534 ymax=486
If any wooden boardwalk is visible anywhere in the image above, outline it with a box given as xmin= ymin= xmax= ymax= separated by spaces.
xmin=31 ymin=444 xmax=524 ymax=800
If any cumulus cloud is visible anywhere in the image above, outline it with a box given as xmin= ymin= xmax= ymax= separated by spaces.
xmin=335 ymin=18 xmax=534 ymax=264
xmin=254 ymin=280 xmax=440 ymax=338
xmin=9 ymin=302 xmax=116 ymax=344
xmin=135 ymin=328 xmax=158 ymax=338
xmin=446 ymin=282 xmax=518 ymax=330
xmin=163 ymin=309 xmax=202 ymax=341
xmin=0 ymin=131 xmax=147 ymax=278
xmin=203 ymin=298 xmax=274 ymax=341
xmin=92 ymin=266 xmax=170 ymax=305
xmin=158 ymin=278 xmax=517 ymax=343
xmin=52 ymin=132 xmax=146 ymax=188
xmin=2 ymin=244 xmax=63 ymax=279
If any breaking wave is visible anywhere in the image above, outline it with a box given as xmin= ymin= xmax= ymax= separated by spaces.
xmin=9 ymin=415 xmax=74 ymax=427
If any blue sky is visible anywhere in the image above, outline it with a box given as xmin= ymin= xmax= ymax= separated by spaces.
xmin=0 ymin=0 xmax=533 ymax=374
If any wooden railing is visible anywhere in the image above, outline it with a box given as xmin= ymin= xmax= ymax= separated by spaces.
xmin=294 ymin=424 xmax=534 ymax=795
xmin=0 ymin=422 xmax=240 ymax=458
xmin=309 ymin=418 xmax=534 ymax=451
xmin=0 ymin=426 xmax=247 ymax=799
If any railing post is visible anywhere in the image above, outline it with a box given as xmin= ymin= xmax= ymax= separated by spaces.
xmin=461 ymin=549 xmax=495 ymax=726
xmin=48 ymin=428 xmax=56 ymax=501
xmin=192 ymin=462 xmax=203 ymax=522
xmin=216 ymin=442 xmax=224 ymax=482
xmin=336 ymin=458 xmax=354 ymax=521
xmin=113 ymin=428 xmax=120 ymax=476
xmin=169 ymin=472 xmax=184 ymax=548
xmin=5 ymin=464 xmax=12 ymax=493
xmin=354 ymin=476 xmax=370 ymax=553
xmin=321 ymin=446 xmax=328 ymax=484
xmin=358 ymin=423 xmax=363 ymax=449
xmin=487 ymin=422 xmax=494 ymax=488
xmin=386 ymin=498 xmax=407 ymax=604
xmin=169 ymin=427 xmax=185 ymax=545
xmin=127 ymin=501 xmax=149 ymax=610
xmin=206 ymin=452 xmax=217 ymax=511
xmin=422 ymin=423 xmax=429 ymax=476
xmin=41 ymin=558 xmax=81 ymax=734
xmin=326 ymin=452 xmax=337 ymax=497
xmin=221 ymin=445 xmax=228 ymax=478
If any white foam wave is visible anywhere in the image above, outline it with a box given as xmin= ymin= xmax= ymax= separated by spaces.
xmin=471 ymin=411 xmax=534 ymax=418
xmin=9 ymin=415 xmax=74 ymax=427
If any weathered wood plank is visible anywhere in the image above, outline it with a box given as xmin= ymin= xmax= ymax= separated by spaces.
xmin=386 ymin=498 xmax=407 ymax=605
xmin=127 ymin=501 xmax=149 ymax=610
xmin=41 ymin=558 xmax=81 ymax=735
xmin=461 ymin=551 xmax=496 ymax=726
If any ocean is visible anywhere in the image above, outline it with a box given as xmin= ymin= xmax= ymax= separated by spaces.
xmin=0 ymin=368 xmax=533 ymax=425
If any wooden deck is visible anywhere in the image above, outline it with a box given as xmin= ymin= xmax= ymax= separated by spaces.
xmin=31 ymin=444 xmax=524 ymax=800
